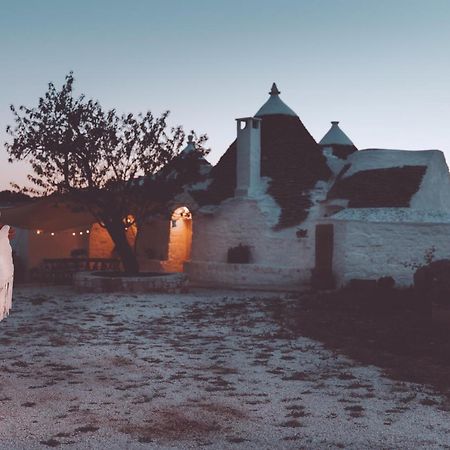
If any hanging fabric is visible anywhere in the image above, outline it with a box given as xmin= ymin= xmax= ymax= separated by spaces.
xmin=0 ymin=225 xmax=14 ymax=321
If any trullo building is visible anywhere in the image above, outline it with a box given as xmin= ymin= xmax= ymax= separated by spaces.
xmin=156 ymin=83 xmax=450 ymax=290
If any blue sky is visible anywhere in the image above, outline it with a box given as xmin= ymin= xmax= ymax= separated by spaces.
xmin=1 ymin=0 xmax=450 ymax=190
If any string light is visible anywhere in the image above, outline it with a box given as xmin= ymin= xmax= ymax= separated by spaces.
xmin=33 ymin=227 xmax=93 ymax=237
xmin=32 ymin=227 xmax=102 ymax=237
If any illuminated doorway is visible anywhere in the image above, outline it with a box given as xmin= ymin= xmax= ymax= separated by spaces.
xmin=167 ymin=206 xmax=193 ymax=272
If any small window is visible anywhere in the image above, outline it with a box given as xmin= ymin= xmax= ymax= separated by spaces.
xmin=239 ymin=120 xmax=247 ymax=130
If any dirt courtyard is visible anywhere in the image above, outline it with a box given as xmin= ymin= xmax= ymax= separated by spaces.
xmin=1 ymin=286 xmax=450 ymax=449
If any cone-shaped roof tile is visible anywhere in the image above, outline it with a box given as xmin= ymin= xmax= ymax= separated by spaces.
xmin=319 ymin=121 xmax=354 ymax=146
xmin=255 ymin=83 xmax=298 ymax=117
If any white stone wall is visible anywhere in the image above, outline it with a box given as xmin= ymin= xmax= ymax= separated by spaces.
xmin=331 ymin=219 xmax=450 ymax=287
xmin=189 ymin=197 xmax=316 ymax=289
xmin=191 ymin=198 xmax=315 ymax=267
xmin=185 ymin=261 xmax=310 ymax=291
xmin=411 ymin=150 xmax=450 ymax=211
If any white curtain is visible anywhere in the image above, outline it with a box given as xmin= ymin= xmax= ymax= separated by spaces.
xmin=0 ymin=225 xmax=14 ymax=321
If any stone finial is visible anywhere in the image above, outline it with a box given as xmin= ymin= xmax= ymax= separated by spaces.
xmin=255 ymin=82 xmax=297 ymax=117
xmin=270 ymin=82 xmax=281 ymax=96
xmin=183 ymin=134 xmax=195 ymax=153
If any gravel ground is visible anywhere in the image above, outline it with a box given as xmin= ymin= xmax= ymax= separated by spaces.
xmin=0 ymin=286 xmax=450 ymax=449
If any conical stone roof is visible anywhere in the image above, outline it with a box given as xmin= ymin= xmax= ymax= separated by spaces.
xmin=255 ymin=83 xmax=298 ymax=117
xmin=320 ymin=121 xmax=354 ymax=146
xmin=193 ymin=84 xmax=331 ymax=228
xmin=319 ymin=121 xmax=357 ymax=159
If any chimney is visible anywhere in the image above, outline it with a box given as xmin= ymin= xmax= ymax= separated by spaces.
xmin=234 ymin=117 xmax=262 ymax=198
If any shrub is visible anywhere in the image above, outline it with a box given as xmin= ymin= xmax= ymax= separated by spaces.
xmin=414 ymin=259 xmax=450 ymax=305
xmin=377 ymin=276 xmax=395 ymax=290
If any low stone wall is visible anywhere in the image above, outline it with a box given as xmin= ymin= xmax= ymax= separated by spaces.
xmin=185 ymin=261 xmax=310 ymax=292
xmin=137 ymin=259 xmax=165 ymax=273
xmin=139 ymin=259 xmax=183 ymax=273
xmin=73 ymin=271 xmax=187 ymax=293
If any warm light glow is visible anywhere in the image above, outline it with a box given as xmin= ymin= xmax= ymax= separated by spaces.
xmin=51 ymin=232 xmax=55 ymax=236
xmin=72 ymin=232 xmax=76 ymax=236
xmin=36 ymin=230 xmax=42 ymax=235
xmin=167 ymin=206 xmax=193 ymax=272
xmin=124 ymin=215 xmax=138 ymax=246
xmin=86 ymin=230 xmax=90 ymax=234
xmin=171 ymin=206 xmax=192 ymax=222
xmin=79 ymin=231 xmax=83 ymax=235
xmin=125 ymin=214 xmax=135 ymax=225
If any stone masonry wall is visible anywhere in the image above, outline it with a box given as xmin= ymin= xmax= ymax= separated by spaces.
xmin=191 ymin=197 xmax=315 ymax=268
xmin=332 ymin=220 xmax=450 ymax=287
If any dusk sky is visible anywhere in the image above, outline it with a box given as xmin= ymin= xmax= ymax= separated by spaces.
xmin=1 ymin=0 xmax=450 ymax=191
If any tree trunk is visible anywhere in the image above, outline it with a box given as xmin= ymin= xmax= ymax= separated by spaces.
xmin=105 ymin=219 xmax=139 ymax=274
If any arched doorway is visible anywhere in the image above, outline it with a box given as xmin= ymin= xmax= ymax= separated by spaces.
xmin=166 ymin=206 xmax=193 ymax=272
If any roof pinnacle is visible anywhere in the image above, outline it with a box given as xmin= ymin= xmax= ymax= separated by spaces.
xmin=255 ymin=82 xmax=297 ymax=117
xmin=270 ymin=82 xmax=280 ymax=96
xmin=182 ymin=134 xmax=195 ymax=154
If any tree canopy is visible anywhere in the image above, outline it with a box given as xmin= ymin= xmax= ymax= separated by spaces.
xmin=6 ymin=73 xmax=209 ymax=272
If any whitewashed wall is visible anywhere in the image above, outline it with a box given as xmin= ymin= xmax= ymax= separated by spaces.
xmin=411 ymin=150 xmax=450 ymax=211
xmin=187 ymin=196 xmax=316 ymax=290
xmin=331 ymin=219 xmax=450 ymax=287
xmin=185 ymin=260 xmax=310 ymax=291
